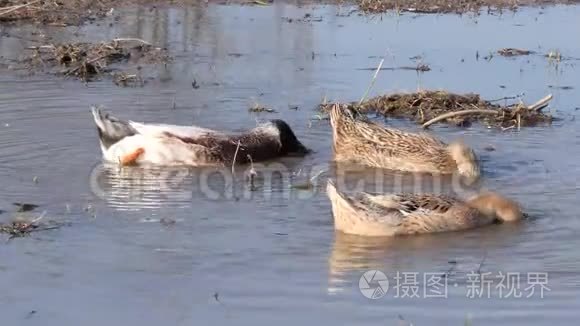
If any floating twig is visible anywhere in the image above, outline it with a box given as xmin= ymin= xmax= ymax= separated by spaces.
xmin=528 ymin=94 xmax=553 ymax=112
xmin=422 ymin=110 xmax=499 ymax=129
xmin=112 ymin=38 xmax=152 ymax=46
xmin=30 ymin=210 xmax=47 ymax=224
xmin=501 ymin=125 xmax=516 ymax=131
xmin=26 ymin=45 xmax=56 ymax=51
xmin=357 ymin=65 xmax=430 ymax=72
xmin=231 ymin=140 xmax=241 ymax=175
xmin=359 ymin=58 xmax=384 ymax=105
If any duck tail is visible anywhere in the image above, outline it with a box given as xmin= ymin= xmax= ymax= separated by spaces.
xmin=91 ymin=106 xmax=137 ymax=151
xmin=326 ymin=179 xmax=342 ymax=199
xmin=328 ymin=103 xmax=342 ymax=126
xmin=329 ymin=104 xmax=355 ymax=148
xmin=326 ymin=179 xmax=357 ymax=214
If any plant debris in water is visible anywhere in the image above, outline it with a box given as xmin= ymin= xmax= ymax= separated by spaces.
xmin=13 ymin=202 xmax=39 ymax=212
xmin=320 ymin=90 xmax=554 ymax=129
xmin=356 ymin=0 xmax=580 ymax=14
xmin=0 ymin=219 xmax=64 ymax=239
xmin=357 ymin=62 xmax=430 ymax=72
xmin=0 ymin=0 xmax=285 ymax=25
xmin=548 ymin=85 xmax=574 ymax=90
xmin=1 ymin=220 xmax=40 ymax=238
xmin=0 ymin=211 xmax=65 ymax=239
xmin=22 ymin=39 xmax=169 ymax=83
xmin=1 ymin=0 xmax=580 ymax=24
xmin=497 ymin=48 xmax=534 ymax=56
xmin=113 ymin=72 xmax=145 ymax=87
xmin=249 ymin=103 xmax=276 ymax=113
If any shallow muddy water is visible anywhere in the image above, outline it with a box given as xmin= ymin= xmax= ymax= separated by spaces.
xmin=1 ymin=3 xmax=580 ymax=325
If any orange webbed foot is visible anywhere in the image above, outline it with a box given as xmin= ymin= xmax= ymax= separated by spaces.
xmin=120 ymin=148 xmax=145 ymax=166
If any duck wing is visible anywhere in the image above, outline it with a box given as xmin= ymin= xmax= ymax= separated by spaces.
xmin=363 ymin=192 xmax=459 ymax=217
xmin=354 ymin=120 xmax=446 ymax=152
xmin=327 ymin=180 xmax=408 ymax=226
xmin=128 ymin=121 xmax=221 ymax=140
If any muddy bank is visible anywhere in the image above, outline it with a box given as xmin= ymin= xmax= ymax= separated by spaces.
xmin=0 ymin=0 xmax=207 ymax=25
xmin=0 ymin=0 xmax=119 ymax=25
xmin=320 ymin=91 xmax=554 ymax=129
xmin=2 ymin=0 xmax=580 ymax=25
xmin=356 ymin=0 xmax=580 ymax=13
xmin=0 ymin=0 xmax=264 ymax=25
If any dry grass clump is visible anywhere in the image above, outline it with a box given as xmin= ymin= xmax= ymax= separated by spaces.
xmin=0 ymin=0 xmax=276 ymax=24
xmin=356 ymin=0 xmax=580 ymax=14
xmin=0 ymin=0 xmax=117 ymax=25
xmin=320 ymin=90 xmax=553 ymax=129
xmin=24 ymin=39 xmax=169 ymax=83
xmin=357 ymin=0 xmax=509 ymax=13
xmin=2 ymin=0 xmax=579 ymax=22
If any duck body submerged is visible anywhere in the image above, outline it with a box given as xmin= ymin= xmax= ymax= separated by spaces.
xmin=328 ymin=104 xmax=481 ymax=182
xmin=326 ymin=180 xmax=523 ymax=237
xmin=91 ymin=108 xmax=310 ymax=166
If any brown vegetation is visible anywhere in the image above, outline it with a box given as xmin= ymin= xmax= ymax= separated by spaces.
xmin=0 ymin=0 xmax=117 ymax=25
xmin=356 ymin=0 xmax=580 ymax=14
xmin=320 ymin=91 xmax=553 ymax=129
xmin=22 ymin=39 xmax=169 ymax=83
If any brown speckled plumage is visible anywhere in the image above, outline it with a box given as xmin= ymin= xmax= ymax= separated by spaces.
xmin=329 ymin=104 xmax=480 ymax=180
xmin=326 ymin=180 xmax=523 ymax=237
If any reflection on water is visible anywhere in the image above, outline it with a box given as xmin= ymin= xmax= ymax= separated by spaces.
xmin=0 ymin=3 xmax=580 ymax=326
xmin=328 ymin=232 xmax=394 ymax=294
xmin=327 ymin=224 xmax=527 ymax=294
xmin=90 ymin=160 xmax=485 ymax=211
xmin=331 ymin=161 xmax=484 ymax=198
xmin=89 ymin=163 xmax=199 ymax=210
xmin=89 ymin=156 xmax=322 ymax=210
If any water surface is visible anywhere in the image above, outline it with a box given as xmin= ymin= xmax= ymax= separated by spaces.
xmin=0 ymin=3 xmax=579 ymax=325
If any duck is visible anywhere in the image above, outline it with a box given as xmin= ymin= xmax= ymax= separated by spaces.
xmin=326 ymin=180 xmax=523 ymax=237
xmin=328 ymin=104 xmax=480 ymax=183
xmin=91 ymin=107 xmax=310 ymax=166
